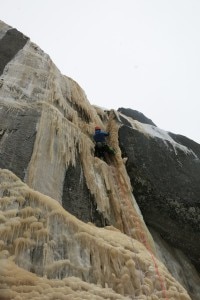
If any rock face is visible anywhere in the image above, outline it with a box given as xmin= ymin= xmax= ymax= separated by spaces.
xmin=118 ymin=107 xmax=156 ymax=126
xmin=0 ymin=106 xmax=40 ymax=179
xmin=118 ymin=108 xmax=200 ymax=297
xmin=62 ymin=158 xmax=104 ymax=226
xmin=0 ymin=27 xmax=29 ymax=76
xmin=0 ymin=20 xmax=199 ymax=299
xmin=0 ymin=24 xmax=38 ymax=180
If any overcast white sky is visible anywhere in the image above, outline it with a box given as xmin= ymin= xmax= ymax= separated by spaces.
xmin=1 ymin=0 xmax=200 ymax=143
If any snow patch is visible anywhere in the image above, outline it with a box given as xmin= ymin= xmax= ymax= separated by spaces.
xmin=120 ymin=113 xmax=198 ymax=158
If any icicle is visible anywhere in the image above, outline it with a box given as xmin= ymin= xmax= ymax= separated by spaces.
xmin=0 ymin=169 xmax=192 ymax=299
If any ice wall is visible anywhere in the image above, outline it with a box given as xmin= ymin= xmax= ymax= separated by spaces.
xmin=0 ymin=22 xmax=155 ymax=252
xmin=0 ymin=169 xmax=190 ymax=299
xmin=0 ymin=20 xmax=194 ymax=299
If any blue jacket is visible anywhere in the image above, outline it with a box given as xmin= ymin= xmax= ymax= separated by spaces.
xmin=93 ymin=130 xmax=109 ymax=143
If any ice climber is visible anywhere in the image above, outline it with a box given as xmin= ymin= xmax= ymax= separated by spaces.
xmin=93 ymin=126 xmax=115 ymax=159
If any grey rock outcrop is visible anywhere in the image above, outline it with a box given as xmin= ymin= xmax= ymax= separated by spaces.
xmin=62 ymin=157 xmax=105 ymax=226
xmin=118 ymin=107 xmax=156 ymax=126
xmin=0 ymin=106 xmax=40 ymax=179
xmin=0 ymin=23 xmax=37 ymax=179
xmin=0 ymin=27 xmax=29 ymax=76
xmin=118 ymin=108 xmax=200 ymax=297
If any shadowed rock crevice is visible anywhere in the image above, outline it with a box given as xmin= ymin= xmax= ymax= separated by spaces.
xmin=0 ymin=107 xmax=40 ymax=180
xmin=62 ymin=158 xmax=106 ymax=227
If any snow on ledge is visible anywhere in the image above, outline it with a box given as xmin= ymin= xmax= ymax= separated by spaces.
xmin=120 ymin=113 xmax=197 ymax=158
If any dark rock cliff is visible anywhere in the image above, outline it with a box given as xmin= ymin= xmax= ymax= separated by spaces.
xmin=118 ymin=108 xmax=200 ymax=273
xmin=0 ymin=106 xmax=39 ymax=180
xmin=0 ymin=28 xmax=29 ymax=76
xmin=62 ymin=157 xmax=105 ymax=227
